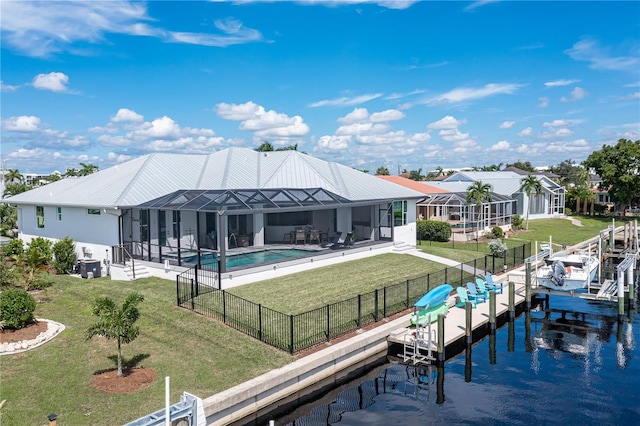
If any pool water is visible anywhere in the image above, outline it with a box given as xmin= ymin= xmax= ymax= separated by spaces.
xmin=259 ymin=295 xmax=640 ymax=425
xmin=202 ymin=248 xmax=316 ymax=269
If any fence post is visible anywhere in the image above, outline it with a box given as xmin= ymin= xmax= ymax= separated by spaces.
xmin=492 ymin=255 xmax=495 ymax=274
xmin=222 ymin=290 xmax=227 ymax=323
xmin=383 ymin=288 xmax=387 ymax=318
xmin=326 ymin=304 xmax=331 ymax=341
xmin=427 ymin=273 xmax=430 ymax=292
xmin=473 ymin=259 xmax=477 ymax=277
xmin=375 ymin=289 xmax=379 ymax=322
xmin=194 ymin=264 xmax=199 ymax=296
xmin=290 ymin=314 xmax=294 ymax=354
xmin=190 ymin=278 xmax=195 ymax=310
xmin=357 ymin=295 xmax=362 ymax=328
xmin=444 ymin=268 xmax=448 ymax=284
xmin=176 ymin=276 xmax=180 ymax=306
xmin=258 ymin=304 xmax=263 ymax=341
xmin=460 ymin=266 xmax=463 ymax=286
xmin=406 ymin=280 xmax=410 ymax=309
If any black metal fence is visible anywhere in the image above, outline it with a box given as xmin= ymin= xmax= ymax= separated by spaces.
xmin=176 ymin=242 xmax=531 ymax=353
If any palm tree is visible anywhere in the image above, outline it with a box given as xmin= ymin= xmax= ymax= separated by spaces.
xmin=64 ymin=168 xmax=79 ymax=177
xmin=520 ymin=175 xmax=543 ymax=230
xmin=375 ymin=166 xmax=390 ymax=176
xmin=86 ymin=293 xmax=144 ymax=377
xmin=3 ymin=169 xmax=24 ymax=184
xmin=78 ymin=163 xmax=99 ymax=176
xmin=466 ymin=181 xmax=493 ymax=234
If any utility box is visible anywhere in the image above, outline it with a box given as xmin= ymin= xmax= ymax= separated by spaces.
xmin=80 ymin=260 xmax=102 ymax=279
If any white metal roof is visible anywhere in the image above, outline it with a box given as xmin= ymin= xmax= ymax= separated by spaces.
xmin=6 ymin=148 xmax=424 ymax=208
xmin=428 ymin=171 xmax=562 ymax=196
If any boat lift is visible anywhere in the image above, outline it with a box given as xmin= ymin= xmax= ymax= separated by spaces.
xmin=402 ymin=318 xmax=436 ymax=366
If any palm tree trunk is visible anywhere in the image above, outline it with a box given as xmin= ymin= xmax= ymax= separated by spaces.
xmin=117 ymin=338 xmax=123 ymax=377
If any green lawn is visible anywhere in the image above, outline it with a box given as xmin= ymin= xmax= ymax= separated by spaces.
xmin=1 ymin=275 xmax=293 ymax=425
xmin=507 ymin=216 xmax=624 ymax=247
xmin=228 ymin=253 xmax=443 ymax=313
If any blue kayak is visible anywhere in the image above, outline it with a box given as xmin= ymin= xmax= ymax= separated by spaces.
xmin=410 ymin=284 xmax=453 ymax=325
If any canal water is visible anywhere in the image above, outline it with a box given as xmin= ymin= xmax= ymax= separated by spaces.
xmin=245 ymin=293 xmax=640 ymax=425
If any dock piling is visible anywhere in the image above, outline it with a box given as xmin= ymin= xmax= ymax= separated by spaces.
xmin=508 ymin=281 xmax=515 ymax=321
xmin=465 ymin=302 xmax=473 ymax=346
xmin=437 ymin=314 xmax=445 ymax=365
xmin=489 ymin=291 xmax=496 ymax=334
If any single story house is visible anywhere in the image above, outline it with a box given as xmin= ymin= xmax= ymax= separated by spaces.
xmin=6 ymin=148 xmax=425 ymax=277
xmin=424 ymin=170 xmax=565 ymax=230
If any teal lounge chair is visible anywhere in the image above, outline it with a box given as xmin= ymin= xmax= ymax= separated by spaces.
xmin=455 ymin=286 xmax=477 ymax=308
xmin=466 ymin=281 xmax=487 ymax=303
xmin=476 ymin=277 xmax=502 ymax=295
xmin=483 ymin=274 xmax=504 ymax=294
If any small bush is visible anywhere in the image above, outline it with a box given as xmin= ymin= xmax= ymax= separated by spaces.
xmin=491 ymin=226 xmax=504 ymax=238
xmin=53 ymin=236 xmax=77 ymax=274
xmin=511 ymin=215 xmax=524 ymax=230
xmin=417 ymin=220 xmax=451 ymax=242
xmin=488 ymin=239 xmax=508 ymax=256
xmin=0 ymin=255 xmax=21 ymax=288
xmin=26 ymin=237 xmax=53 ymax=265
xmin=0 ymin=288 xmax=36 ymax=329
xmin=3 ymin=239 xmax=24 ymax=257
xmin=564 ymin=207 xmax=573 ymax=216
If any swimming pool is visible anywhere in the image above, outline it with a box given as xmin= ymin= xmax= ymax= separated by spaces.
xmin=244 ymin=294 xmax=640 ymax=425
xmin=188 ymin=248 xmax=318 ymax=269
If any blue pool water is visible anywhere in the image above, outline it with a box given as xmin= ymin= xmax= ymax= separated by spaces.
xmin=196 ymin=249 xmax=316 ymax=269
xmin=259 ymin=295 xmax=640 ymax=425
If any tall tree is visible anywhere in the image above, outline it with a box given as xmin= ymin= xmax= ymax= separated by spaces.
xmin=86 ymin=293 xmax=144 ymax=377
xmin=255 ymin=141 xmax=274 ymax=152
xmin=0 ymin=203 xmax=17 ymax=237
xmin=375 ymin=166 xmax=390 ymax=176
xmin=507 ymin=161 xmax=536 ymax=172
xmin=64 ymin=168 xmax=79 ymax=177
xmin=520 ymin=175 xmax=543 ymax=230
xmin=3 ymin=182 xmax=30 ymax=197
xmin=78 ymin=163 xmax=99 ymax=176
xmin=549 ymin=159 xmax=589 ymax=188
xmin=583 ymin=139 xmax=640 ymax=214
xmin=3 ymin=169 xmax=24 ymax=184
xmin=408 ymin=168 xmax=423 ymax=181
xmin=466 ymin=181 xmax=493 ymax=232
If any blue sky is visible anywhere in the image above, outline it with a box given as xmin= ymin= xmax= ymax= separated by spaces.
xmin=1 ymin=0 xmax=639 ymax=175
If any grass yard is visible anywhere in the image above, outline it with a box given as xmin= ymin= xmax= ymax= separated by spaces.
xmin=507 ymin=216 xmax=625 ymax=247
xmin=0 ymin=275 xmax=293 ymax=426
xmin=228 ymin=253 xmax=444 ymax=313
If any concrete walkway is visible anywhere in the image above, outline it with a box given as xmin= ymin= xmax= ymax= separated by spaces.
xmin=565 ymin=216 xmax=584 ymax=227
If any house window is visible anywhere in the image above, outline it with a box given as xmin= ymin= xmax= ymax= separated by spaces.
xmin=57 ymin=207 xmax=62 ymax=221
xmin=88 ymin=208 xmax=101 ymax=215
xmin=36 ymin=206 xmax=45 ymax=228
xmin=394 ymin=200 xmax=407 ymax=226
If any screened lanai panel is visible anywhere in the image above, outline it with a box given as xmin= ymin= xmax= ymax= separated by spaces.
xmin=233 ymin=190 xmax=278 ymax=209
xmin=179 ymin=192 xmax=221 ymax=210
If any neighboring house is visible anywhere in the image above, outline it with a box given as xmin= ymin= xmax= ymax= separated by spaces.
xmin=6 ymin=147 xmax=424 ymax=276
xmin=378 ymin=175 xmax=515 ymax=239
xmin=426 ymin=170 xmax=565 ymax=225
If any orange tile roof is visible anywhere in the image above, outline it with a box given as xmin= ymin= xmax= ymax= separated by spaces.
xmin=377 ymin=175 xmax=450 ymax=194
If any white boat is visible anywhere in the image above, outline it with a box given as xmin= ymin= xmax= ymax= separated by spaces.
xmin=535 ymin=252 xmax=599 ymax=291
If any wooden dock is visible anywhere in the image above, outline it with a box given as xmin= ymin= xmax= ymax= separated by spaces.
xmin=387 ymin=278 xmax=526 ymax=363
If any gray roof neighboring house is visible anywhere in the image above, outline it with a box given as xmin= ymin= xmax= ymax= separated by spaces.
xmin=6 ymin=147 xmax=425 ymax=208
xmin=425 ymin=171 xmax=563 ymax=195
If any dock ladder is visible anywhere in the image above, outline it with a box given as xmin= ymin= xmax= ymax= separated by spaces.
xmin=402 ymin=318 xmax=436 ymax=365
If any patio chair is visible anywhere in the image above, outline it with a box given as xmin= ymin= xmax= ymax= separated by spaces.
xmin=455 ymin=286 xmax=477 ymax=308
xmin=329 ymin=232 xmax=347 ymax=249
xmin=484 ymin=274 xmax=505 ymax=294
xmin=477 ymin=277 xmax=503 ymax=295
xmin=282 ymin=232 xmax=293 ymax=244
xmin=309 ymin=229 xmax=320 ymax=244
xmin=466 ymin=281 xmax=487 ymax=303
xmin=295 ymin=229 xmax=306 ymax=245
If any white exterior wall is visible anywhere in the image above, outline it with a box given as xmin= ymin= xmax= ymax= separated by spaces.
xmin=253 ymin=213 xmax=264 ymax=246
xmin=335 ymin=207 xmax=352 ymax=235
xmin=16 ymin=204 xmax=120 ymax=266
xmin=393 ymin=199 xmax=417 ymax=246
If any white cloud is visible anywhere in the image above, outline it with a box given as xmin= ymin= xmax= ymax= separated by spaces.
xmin=2 ymin=115 xmax=41 ymax=131
xmin=32 ymin=72 xmax=69 ymax=92
xmin=111 ymin=108 xmax=144 ymax=123
xmin=540 ymin=128 xmax=574 ymax=139
xmin=1 ymin=1 xmax=264 ymax=57
xmin=289 ymin=0 xmax=418 ymax=10
xmin=499 ymin=121 xmax=515 ymax=129
xmin=135 ymin=116 xmax=181 ymax=139
xmin=490 ymin=140 xmax=510 ymax=151
xmin=544 ymin=79 xmax=579 ymax=87
xmin=338 ymin=108 xmax=370 ymax=124
xmin=561 ymin=87 xmax=588 ymax=102
xmin=543 ymin=119 xmax=582 ymax=128
xmin=464 ymin=0 xmax=500 ymax=12
xmin=309 ymin=93 xmax=383 ymax=108
xmin=545 ymin=138 xmax=592 ymax=153
xmin=217 ymin=101 xmax=310 ymax=141
xmin=565 ymin=38 xmax=638 ymax=72
xmin=427 ymin=115 xmax=466 ymax=130
xmin=425 ymin=83 xmax=522 ymax=106
xmin=620 ymin=92 xmax=640 ymax=100
xmin=518 ymin=127 xmax=533 ymax=137
xmin=314 ymin=135 xmax=351 ymax=152
xmin=438 ymin=128 xmax=469 ymax=142
xmin=370 ymin=109 xmax=405 ymax=122
xmin=0 ymin=81 xmax=20 ymax=92
xmin=538 ymin=97 xmax=550 ymax=108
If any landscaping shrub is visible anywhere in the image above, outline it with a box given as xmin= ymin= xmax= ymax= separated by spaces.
xmin=564 ymin=207 xmax=573 ymax=216
xmin=417 ymin=220 xmax=451 ymax=242
xmin=488 ymin=239 xmax=508 ymax=256
xmin=0 ymin=288 xmax=36 ymax=329
xmin=3 ymin=238 xmax=24 ymax=257
xmin=511 ymin=214 xmax=524 ymax=230
xmin=26 ymin=237 xmax=53 ymax=265
xmin=53 ymin=236 xmax=77 ymax=274
xmin=491 ymin=226 xmax=504 ymax=238
xmin=0 ymin=255 xmax=21 ymax=289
